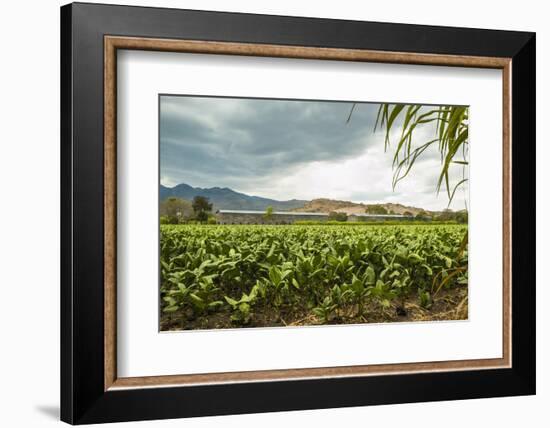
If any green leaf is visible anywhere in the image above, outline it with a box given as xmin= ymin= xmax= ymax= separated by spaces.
xmin=268 ymin=266 xmax=282 ymax=286
xmin=312 ymin=308 xmax=325 ymax=318
xmin=208 ymin=301 xmax=224 ymax=309
xmin=189 ymin=293 xmax=203 ymax=304
xmin=365 ymin=266 xmax=376 ymax=285
xmin=224 ymin=296 xmax=238 ymax=307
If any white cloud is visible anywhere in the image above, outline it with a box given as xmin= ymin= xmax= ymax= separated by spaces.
xmin=235 ymin=142 xmax=467 ymax=211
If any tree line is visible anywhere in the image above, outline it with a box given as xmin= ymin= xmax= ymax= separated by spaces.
xmin=160 ymin=197 xmax=467 ymax=225
xmin=160 ymin=196 xmax=215 ymax=224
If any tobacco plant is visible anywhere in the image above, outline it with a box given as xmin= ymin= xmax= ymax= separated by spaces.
xmin=160 ymin=224 xmax=468 ymax=327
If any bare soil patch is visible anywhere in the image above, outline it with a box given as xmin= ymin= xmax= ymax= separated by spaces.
xmin=160 ymin=285 xmax=467 ymax=331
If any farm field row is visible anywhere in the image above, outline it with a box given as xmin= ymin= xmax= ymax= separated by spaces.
xmin=160 ymin=224 xmax=468 ymax=330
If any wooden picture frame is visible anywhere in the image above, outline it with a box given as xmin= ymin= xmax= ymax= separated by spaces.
xmin=61 ymin=2 xmax=535 ymax=424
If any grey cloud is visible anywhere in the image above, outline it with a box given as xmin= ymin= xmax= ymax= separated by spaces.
xmin=160 ymin=96 xmax=380 ymax=188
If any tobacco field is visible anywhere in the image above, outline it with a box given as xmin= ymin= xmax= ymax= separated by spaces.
xmin=160 ymin=224 xmax=468 ymax=330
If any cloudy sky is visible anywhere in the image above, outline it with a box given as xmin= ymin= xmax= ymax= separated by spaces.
xmin=160 ymin=95 xmax=468 ymax=211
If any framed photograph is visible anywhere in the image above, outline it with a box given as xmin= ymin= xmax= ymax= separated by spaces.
xmin=60 ymin=2 xmax=536 ymax=424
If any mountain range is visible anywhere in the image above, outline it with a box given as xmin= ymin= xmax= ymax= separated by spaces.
xmin=160 ymin=183 xmax=434 ymax=215
xmin=160 ymin=183 xmax=307 ymax=211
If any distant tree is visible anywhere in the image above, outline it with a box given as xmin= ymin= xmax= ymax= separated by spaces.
xmin=415 ymin=210 xmax=429 ymax=220
xmin=455 ymin=210 xmax=468 ymax=224
xmin=432 ymin=209 xmax=467 ymax=223
xmin=264 ymin=206 xmax=274 ymax=222
xmin=192 ymin=195 xmax=213 ymax=213
xmin=403 ymin=211 xmax=414 ymax=217
xmin=435 ymin=209 xmax=455 ymax=222
xmin=195 ymin=211 xmax=208 ymax=222
xmin=328 ymin=211 xmax=348 ymax=222
xmin=366 ymin=204 xmax=388 ymax=215
xmin=160 ymin=197 xmax=193 ymax=223
xmin=192 ymin=196 xmax=213 ymax=223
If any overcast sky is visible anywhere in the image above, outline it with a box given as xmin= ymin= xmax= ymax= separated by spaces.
xmin=160 ymin=95 xmax=468 ymax=211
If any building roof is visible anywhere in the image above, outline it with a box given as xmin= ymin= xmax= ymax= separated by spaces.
xmin=349 ymin=213 xmax=407 ymax=218
xmin=217 ymin=209 xmax=328 ymax=216
xmin=216 ymin=210 xmax=406 ymax=218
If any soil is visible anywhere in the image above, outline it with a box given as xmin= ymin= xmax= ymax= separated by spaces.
xmin=160 ymin=286 xmax=468 ymax=331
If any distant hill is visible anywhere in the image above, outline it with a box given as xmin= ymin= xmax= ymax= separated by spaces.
xmin=160 ymin=183 xmax=439 ymax=215
xmin=160 ymin=183 xmax=307 ymax=211
xmin=291 ymin=198 xmax=433 ymax=216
